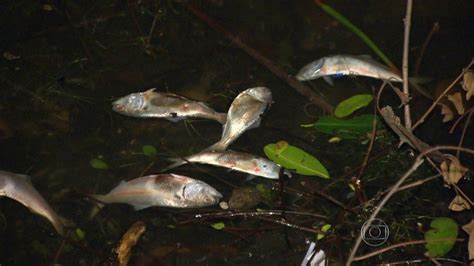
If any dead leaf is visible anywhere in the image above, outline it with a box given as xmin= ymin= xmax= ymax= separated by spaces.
xmin=462 ymin=219 xmax=474 ymax=260
xmin=462 ymin=71 xmax=474 ymax=100
xmin=3 ymin=51 xmax=20 ymax=60
xmin=440 ymin=156 xmax=468 ymax=185
xmin=448 ymin=195 xmax=471 ymax=211
xmin=438 ymin=103 xmax=454 ymax=123
xmin=114 ymin=221 xmax=146 ymax=266
xmin=447 ymin=92 xmax=465 ymax=115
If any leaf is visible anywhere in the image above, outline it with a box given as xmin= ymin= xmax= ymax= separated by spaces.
xmin=317 ymin=224 xmax=332 ymax=240
xmin=142 ymin=145 xmax=157 ymax=158
xmin=90 ymin=158 xmax=109 ymax=170
xmin=75 ymin=228 xmax=86 ymax=240
xmin=334 ymin=94 xmax=373 ymax=118
xmin=440 ymin=156 xmax=468 ymax=185
xmin=211 ymin=222 xmax=225 ymax=230
xmin=438 ymin=103 xmax=454 ymax=123
xmin=303 ymin=114 xmax=377 ymax=139
xmin=462 ymin=71 xmax=474 ymax=100
xmin=462 ymin=219 xmax=474 ymax=260
xmin=424 ymin=217 xmax=458 ymax=257
xmin=447 ymin=92 xmax=465 ymax=115
xmin=448 ymin=195 xmax=471 ymax=211
xmin=264 ymin=142 xmax=329 ymax=178
xmin=274 ymin=140 xmax=289 ymax=155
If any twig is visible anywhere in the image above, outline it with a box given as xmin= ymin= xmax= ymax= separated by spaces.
xmin=180 ymin=2 xmax=334 ymax=113
xmin=257 ymin=216 xmax=323 ymax=234
xmin=52 ymin=230 xmax=71 ymax=265
xmin=412 ymin=59 xmax=474 ymax=130
xmin=346 ymin=145 xmax=474 ymax=265
xmin=353 ymin=238 xmax=464 ymax=261
xmin=285 ymin=187 xmax=353 ymax=213
xmin=402 ymin=0 xmax=413 ymax=130
xmin=345 ymin=157 xmax=424 ymax=265
xmin=414 ymin=22 xmax=439 ymax=75
xmin=193 ymin=210 xmax=327 ymax=220
xmin=391 ymin=174 xmax=440 ymax=193
xmin=455 ymin=109 xmax=473 ymax=158
xmin=353 ymin=87 xmax=379 ymax=204
xmin=449 ymin=107 xmax=474 ymax=134
xmin=453 ymin=184 xmax=473 ymax=206
xmin=145 ymin=4 xmax=161 ymax=49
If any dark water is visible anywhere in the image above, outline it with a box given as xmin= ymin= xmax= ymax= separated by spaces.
xmin=0 ymin=0 xmax=472 ymax=265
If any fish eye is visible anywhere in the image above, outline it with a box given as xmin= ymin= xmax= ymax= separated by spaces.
xmin=128 ymin=95 xmax=144 ymax=110
xmin=262 ymin=164 xmax=267 ymax=168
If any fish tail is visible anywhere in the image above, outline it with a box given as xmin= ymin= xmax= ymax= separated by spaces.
xmin=202 ymin=141 xmax=227 ymax=152
xmin=52 ymin=219 xmax=65 ymax=236
xmin=215 ymin=112 xmax=227 ymax=125
xmin=161 ymin=158 xmax=188 ymax=172
xmin=89 ymin=194 xmax=106 ymax=219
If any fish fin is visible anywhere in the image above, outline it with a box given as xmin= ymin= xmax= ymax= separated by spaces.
xmin=245 ymin=174 xmax=257 ymax=182
xmin=88 ymin=194 xmax=106 ymax=219
xmin=215 ymin=112 xmax=227 ymax=125
xmin=357 ymin=54 xmax=374 ymax=60
xmin=14 ymin=173 xmax=32 ymax=183
xmin=165 ymin=116 xmax=185 ymax=123
xmin=202 ymin=141 xmax=227 ymax=152
xmin=162 ymin=158 xmax=188 ymax=172
xmin=144 ymin=88 xmax=156 ymax=94
xmin=132 ymin=203 xmax=151 ymax=211
xmin=323 ymin=76 xmax=334 ymax=86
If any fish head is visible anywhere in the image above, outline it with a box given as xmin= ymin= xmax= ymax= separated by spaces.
xmin=112 ymin=93 xmax=146 ymax=116
xmin=181 ymin=181 xmax=222 ymax=207
xmin=112 ymin=89 xmax=155 ymax=116
xmin=244 ymin=87 xmax=273 ymax=104
xmin=295 ymin=58 xmax=325 ymax=81
xmin=255 ymin=159 xmax=280 ymax=179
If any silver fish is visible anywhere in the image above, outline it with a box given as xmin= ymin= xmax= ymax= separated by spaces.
xmin=206 ymin=87 xmax=272 ymax=151
xmin=0 ymin=170 xmax=64 ymax=235
xmin=90 ymin=174 xmax=222 ymax=213
xmin=112 ymin=88 xmax=227 ymax=124
xmin=163 ymin=150 xmax=282 ymax=180
xmin=295 ymin=55 xmax=402 ymax=84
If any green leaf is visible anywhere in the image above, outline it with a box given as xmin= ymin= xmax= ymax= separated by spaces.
xmin=264 ymin=142 xmax=330 ymax=178
xmin=211 ymin=222 xmax=225 ymax=230
xmin=75 ymin=228 xmax=86 ymax=240
xmin=317 ymin=224 xmax=332 ymax=240
xmin=89 ymin=158 xmax=109 ymax=170
xmin=335 ymin=94 xmax=373 ymax=118
xmin=142 ymin=145 xmax=157 ymax=158
xmin=424 ymin=217 xmax=458 ymax=257
xmin=304 ymin=114 xmax=377 ymax=139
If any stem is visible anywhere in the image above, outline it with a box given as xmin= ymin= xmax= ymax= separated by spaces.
xmin=181 ymin=2 xmax=334 ymax=113
xmin=402 ymin=0 xmax=413 ymax=129
xmin=314 ymin=0 xmax=397 ymax=70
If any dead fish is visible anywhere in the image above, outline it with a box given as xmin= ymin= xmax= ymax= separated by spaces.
xmin=206 ymin=87 xmax=272 ymax=151
xmin=0 ymin=170 xmax=64 ymax=235
xmin=112 ymin=88 xmax=226 ymax=124
xmin=295 ymin=55 xmax=402 ymax=85
xmin=90 ymin=174 xmax=222 ymax=215
xmin=163 ymin=150 xmax=283 ymax=180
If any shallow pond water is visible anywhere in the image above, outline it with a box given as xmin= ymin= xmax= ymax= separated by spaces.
xmin=0 ymin=0 xmax=472 ymax=265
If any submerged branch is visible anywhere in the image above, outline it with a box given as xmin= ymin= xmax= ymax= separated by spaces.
xmin=180 ymin=2 xmax=334 ymax=113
